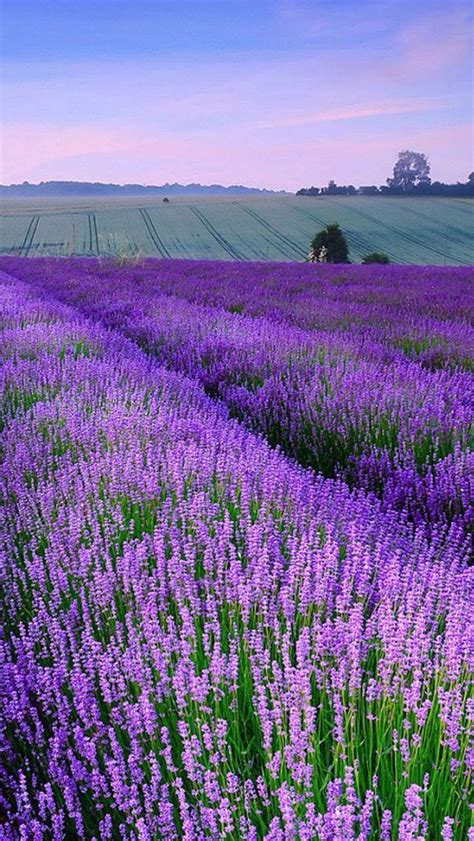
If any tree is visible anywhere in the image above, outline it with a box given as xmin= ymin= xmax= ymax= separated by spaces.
xmin=359 ymin=185 xmax=379 ymax=195
xmin=469 ymin=172 xmax=474 ymax=184
xmin=321 ymin=181 xmax=356 ymax=195
xmin=362 ymin=252 xmax=390 ymax=264
xmin=387 ymin=150 xmax=431 ymax=192
xmin=296 ymin=186 xmax=320 ymax=196
xmin=309 ymin=223 xmax=350 ymax=263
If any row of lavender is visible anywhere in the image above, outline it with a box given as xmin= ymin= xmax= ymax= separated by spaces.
xmin=1 ymin=269 xmax=472 ymax=838
xmin=3 ymin=258 xmax=472 ymax=544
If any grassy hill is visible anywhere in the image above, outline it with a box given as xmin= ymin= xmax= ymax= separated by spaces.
xmin=1 ymin=194 xmax=472 ymax=264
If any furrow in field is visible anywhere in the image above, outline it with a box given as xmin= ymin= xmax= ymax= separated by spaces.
xmin=27 ymin=215 xmax=67 ymax=256
xmin=18 ymin=216 xmax=35 ymax=256
xmin=189 ymin=206 xmax=246 ymax=261
xmin=233 ymin=206 xmax=298 ymax=260
xmin=92 ymin=214 xmax=100 ymax=255
xmin=18 ymin=216 xmax=38 ymax=257
xmin=87 ymin=214 xmax=98 ymax=254
xmin=291 ymin=204 xmax=393 ymax=262
xmin=18 ymin=217 xmax=36 ymax=255
xmin=22 ymin=216 xmax=40 ymax=257
xmin=331 ymin=199 xmax=472 ymax=265
xmin=139 ymin=208 xmax=171 ymax=257
xmin=201 ymin=201 xmax=275 ymax=260
xmin=294 ymin=198 xmax=447 ymax=264
xmin=381 ymin=199 xmax=474 ymax=257
xmin=238 ymin=204 xmax=306 ymax=259
xmin=450 ymin=199 xmax=474 ymax=210
xmin=325 ymin=199 xmax=441 ymax=263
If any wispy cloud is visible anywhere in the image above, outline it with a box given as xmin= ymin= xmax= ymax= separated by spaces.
xmin=258 ymin=98 xmax=453 ymax=129
xmin=393 ymin=3 xmax=472 ymax=78
xmin=2 ymin=118 xmax=471 ymax=190
xmin=276 ymin=0 xmax=393 ymax=40
xmin=1 ymin=1 xmax=471 ymax=187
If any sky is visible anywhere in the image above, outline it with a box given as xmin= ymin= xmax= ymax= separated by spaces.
xmin=1 ymin=0 xmax=472 ymax=190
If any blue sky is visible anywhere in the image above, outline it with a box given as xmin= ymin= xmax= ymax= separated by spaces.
xmin=1 ymin=0 xmax=472 ymax=188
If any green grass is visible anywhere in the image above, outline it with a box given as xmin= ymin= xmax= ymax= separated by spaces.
xmin=1 ymin=196 xmax=472 ymax=264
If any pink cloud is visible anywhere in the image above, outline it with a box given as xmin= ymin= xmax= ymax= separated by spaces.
xmin=1 ymin=3 xmax=471 ymax=192
xmin=1 ymin=124 xmax=132 ymax=172
xmin=385 ymin=4 xmax=472 ymax=80
xmin=2 ymin=118 xmax=471 ymax=191
xmin=258 ymin=97 xmax=452 ymax=129
xmin=1 ymin=122 xmax=247 ymax=185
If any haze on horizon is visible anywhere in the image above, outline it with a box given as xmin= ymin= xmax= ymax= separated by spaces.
xmin=1 ymin=0 xmax=472 ymax=191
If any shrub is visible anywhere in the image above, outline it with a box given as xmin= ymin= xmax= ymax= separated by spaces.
xmin=309 ymin=223 xmax=350 ymax=263
xmin=362 ymin=252 xmax=391 ymax=264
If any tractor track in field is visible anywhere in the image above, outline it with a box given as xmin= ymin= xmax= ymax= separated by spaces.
xmin=293 ymin=200 xmax=466 ymax=265
xmin=87 ymin=214 xmax=99 ymax=254
xmin=291 ymin=204 xmax=388 ymax=262
xmin=330 ymin=199 xmax=473 ymax=266
xmin=230 ymin=203 xmax=284 ymax=258
xmin=450 ymin=198 xmax=474 ymax=210
xmin=188 ymin=207 xmax=246 ymax=261
xmin=19 ymin=215 xmax=40 ymax=257
xmin=381 ymin=199 xmax=473 ymax=252
xmin=238 ymin=205 xmax=306 ymax=260
xmin=139 ymin=209 xmax=171 ymax=258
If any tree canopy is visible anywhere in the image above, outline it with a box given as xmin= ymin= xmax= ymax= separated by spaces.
xmin=387 ymin=150 xmax=431 ymax=192
xmin=296 ymin=152 xmax=474 ymax=197
xmin=309 ymin=223 xmax=350 ymax=263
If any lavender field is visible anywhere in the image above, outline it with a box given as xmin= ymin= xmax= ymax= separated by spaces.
xmin=1 ymin=257 xmax=473 ymax=839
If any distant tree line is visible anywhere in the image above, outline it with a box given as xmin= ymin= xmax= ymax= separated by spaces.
xmin=0 ymin=181 xmax=285 ymax=198
xmin=297 ymin=151 xmax=474 ymax=197
xmin=297 ymin=181 xmax=356 ymax=196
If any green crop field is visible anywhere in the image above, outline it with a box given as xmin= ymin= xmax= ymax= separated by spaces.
xmin=0 ymin=194 xmax=472 ymax=264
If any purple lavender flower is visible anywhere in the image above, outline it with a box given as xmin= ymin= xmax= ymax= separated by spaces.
xmin=0 ymin=260 xmax=472 ymax=838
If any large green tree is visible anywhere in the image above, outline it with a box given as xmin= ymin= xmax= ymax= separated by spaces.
xmin=387 ymin=150 xmax=431 ymax=192
xmin=309 ymin=223 xmax=350 ymax=263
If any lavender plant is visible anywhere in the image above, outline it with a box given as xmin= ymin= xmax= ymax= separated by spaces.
xmin=1 ymin=265 xmax=473 ymax=838
xmin=3 ymin=258 xmax=471 ymax=543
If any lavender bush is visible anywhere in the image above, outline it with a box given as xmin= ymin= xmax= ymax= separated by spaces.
xmin=0 ymin=261 xmax=473 ymax=839
xmin=3 ymin=258 xmax=472 ymax=541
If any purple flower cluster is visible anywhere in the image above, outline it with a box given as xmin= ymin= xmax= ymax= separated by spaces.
xmin=1 ymin=260 xmax=473 ymax=838
xmin=3 ymin=257 xmax=472 ymax=543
